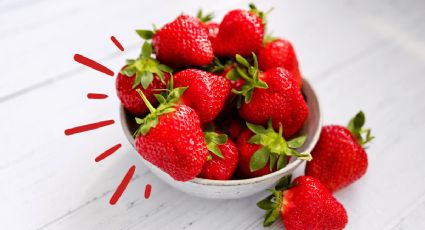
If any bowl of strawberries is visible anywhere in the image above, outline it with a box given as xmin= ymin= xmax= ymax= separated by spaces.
xmin=118 ymin=4 xmax=322 ymax=199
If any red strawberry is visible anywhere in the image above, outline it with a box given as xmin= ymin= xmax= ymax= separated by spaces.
xmin=205 ymin=58 xmax=245 ymax=92
xmin=236 ymin=121 xmax=311 ymax=179
xmin=116 ymin=42 xmax=171 ymax=116
xmin=137 ymin=15 xmax=213 ymax=68
xmin=234 ymin=54 xmax=309 ymax=138
xmin=199 ymin=125 xmax=238 ymax=180
xmin=221 ymin=118 xmax=245 ymax=140
xmin=204 ymin=59 xmax=246 ymax=120
xmin=221 ymin=65 xmax=245 ymax=91
xmin=237 ymin=129 xmax=272 ymax=178
xmin=134 ymin=88 xmax=208 ymax=181
xmin=196 ymin=9 xmax=219 ymax=42
xmin=213 ymin=5 xmax=265 ymax=57
xmin=258 ymin=176 xmax=348 ymax=230
xmin=205 ymin=22 xmax=219 ymax=42
xmin=258 ymin=38 xmax=303 ymax=88
xmin=174 ymin=69 xmax=231 ymax=124
xmin=305 ymin=111 xmax=373 ymax=192
xmin=219 ymin=78 xmax=244 ymax=119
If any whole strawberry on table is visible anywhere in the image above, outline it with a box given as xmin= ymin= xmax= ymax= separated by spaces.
xmin=257 ymin=112 xmax=373 ymax=230
xmin=115 ymin=3 xmax=374 ymax=230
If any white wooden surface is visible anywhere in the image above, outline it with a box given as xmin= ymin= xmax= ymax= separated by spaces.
xmin=1 ymin=0 xmax=425 ymax=229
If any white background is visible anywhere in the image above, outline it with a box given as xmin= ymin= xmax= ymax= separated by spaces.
xmin=1 ymin=0 xmax=425 ymax=229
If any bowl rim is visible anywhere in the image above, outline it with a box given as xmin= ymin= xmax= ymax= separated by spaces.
xmin=119 ymin=79 xmax=322 ymax=187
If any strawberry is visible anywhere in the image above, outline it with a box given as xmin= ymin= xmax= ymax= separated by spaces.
xmin=116 ymin=42 xmax=171 ymax=116
xmin=258 ymin=38 xmax=303 ymax=88
xmin=236 ymin=120 xmax=311 ymax=179
xmin=205 ymin=22 xmax=219 ymax=43
xmin=221 ymin=118 xmax=245 ymax=140
xmin=198 ymin=124 xmax=238 ymax=180
xmin=205 ymin=57 xmax=245 ymax=92
xmin=222 ymin=65 xmax=245 ymax=92
xmin=236 ymin=129 xmax=272 ymax=178
xmin=213 ymin=60 xmax=246 ymax=104
xmin=258 ymin=176 xmax=348 ymax=230
xmin=196 ymin=9 xmax=219 ymax=42
xmin=134 ymin=87 xmax=208 ymax=182
xmin=305 ymin=111 xmax=373 ymax=192
xmin=173 ymin=69 xmax=231 ymax=124
xmin=137 ymin=15 xmax=214 ymax=68
xmin=204 ymin=61 xmax=245 ymax=131
xmin=204 ymin=58 xmax=245 ymax=120
xmin=213 ymin=4 xmax=265 ymax=57
xmin=233 ymin=54 xmax=309 ymax=138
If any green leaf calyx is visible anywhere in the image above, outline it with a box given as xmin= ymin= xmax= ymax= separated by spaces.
xmin=133 ymin=85 xmax=186 ymax=137
xmin=135 ymin=29 xmax=155 ymax=40
xmin=257 ymin=189 xmax=283 ymax=227
xmin=196 ymin=9 xmax=214 ymax=23
xmin=347 ymin=111 xmax=374 ymax=147
xmin=204 ymin=125 xmax=228 ymax=160
xmin=256 ymin=175 xmax=295 ymax=227
xmin=231 ymin=53 xmax=268 ymax=105
xmin=249 ymin=3 xmax=273 ymax=27
xmin=248 ymin=119 xmax=312 ymax=172
xmin=120 ymin=41 xmax=173 ymax=90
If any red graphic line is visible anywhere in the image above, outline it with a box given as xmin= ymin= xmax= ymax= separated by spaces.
xmin=110 ymin=165 xmax=136 ymax=205
xmin=64 ymin=120 xmax=115 ymax=136
xmin=110 ymin=36 xmax=124 ymax=51
xmin=95 ymin=144 xmax=122 ymax=162
xmin=144 ymin=184 xmax=152 ymax=199
xmin=87 ymin=93 xmax=108 ymax=99
xmin=73 ymin=54 xmax=114 ymax=76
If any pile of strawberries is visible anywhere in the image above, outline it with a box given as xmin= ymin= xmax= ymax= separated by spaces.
xmin=116 ymin=4 xmax=373 ymax=230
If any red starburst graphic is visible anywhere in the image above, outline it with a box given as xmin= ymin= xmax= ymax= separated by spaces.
xmin=66 ymin=36 xmax=152 ymax=205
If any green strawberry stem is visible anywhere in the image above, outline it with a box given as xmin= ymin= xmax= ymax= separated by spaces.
xmin=275 ymin=175 xmax=293 ymax=191
xmin=232 ymin=53 xmax=268 ymax=105
xmin=249 ymin=3 xmax=273 ymax=30
xmin=136 ymin=30 xmax=155 ymax=40
xmin=204 ymin=127 xmax=228 ymax=160
xmin=257 ymin=175 xmax=294 ymax=227
xmin=120 ymin=41 xmax=172 ymax=90
xmin=135 ymin=23 xmax=159 ymax=40
xmin=197 ymin=9 xmax=214 ymax=23
xmin=133 ymin=85 xmax=187 ymax=137
xmin=248 ymin=3 xmax=267 ymax=21
xmin=257 ymin=189 xmax=283 ymax=227
xmin=247 ymin=120 xmax=312 ymax=172
xmin=347 ymin=111 xmax=374 ymax=147
xmin=136 ymin=89 xmax=156 ymax=114
xmin=234 ymin=66 xmax=254 ymax=84
xmin=205 ymin=57 xmax=223 ymax=73
xmin=263 ymin=33 xmax=278 ymax=44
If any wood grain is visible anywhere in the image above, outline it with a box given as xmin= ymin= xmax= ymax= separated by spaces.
xmin=1 ymin=0 xmax=424 ymax=229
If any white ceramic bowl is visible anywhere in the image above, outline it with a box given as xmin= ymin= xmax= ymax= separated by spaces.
xmin=119 ymin=80 xmax=322 ymax=199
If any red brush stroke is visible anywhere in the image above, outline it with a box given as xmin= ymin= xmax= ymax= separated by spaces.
xmin=73 ymin=54 xmax=114 ymax=76
xmin=87 ymin=93 xmax=108 ymax=99
xmin=95 ymin=144 xmax=122 ymax=162
xmin=144 ymin=184 xmax=152 ymax=199
xmin=110 ymin=36 xmax=124 ymax=51
xmin=110 ymin=165 xmax=136 ymax=205
xmin=64 ymin=120 xmax=115 ymax=136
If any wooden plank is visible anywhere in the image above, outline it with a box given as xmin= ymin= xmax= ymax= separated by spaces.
xmin=0 ymin=0 xmax=425 ymax=229
xmin=4 ymin=0 xmax=423 ymax=101
xmin=0 ymin=0 xmax=238 ymax=100
xmin=388 ymin=193 xmax=425 ymax=229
